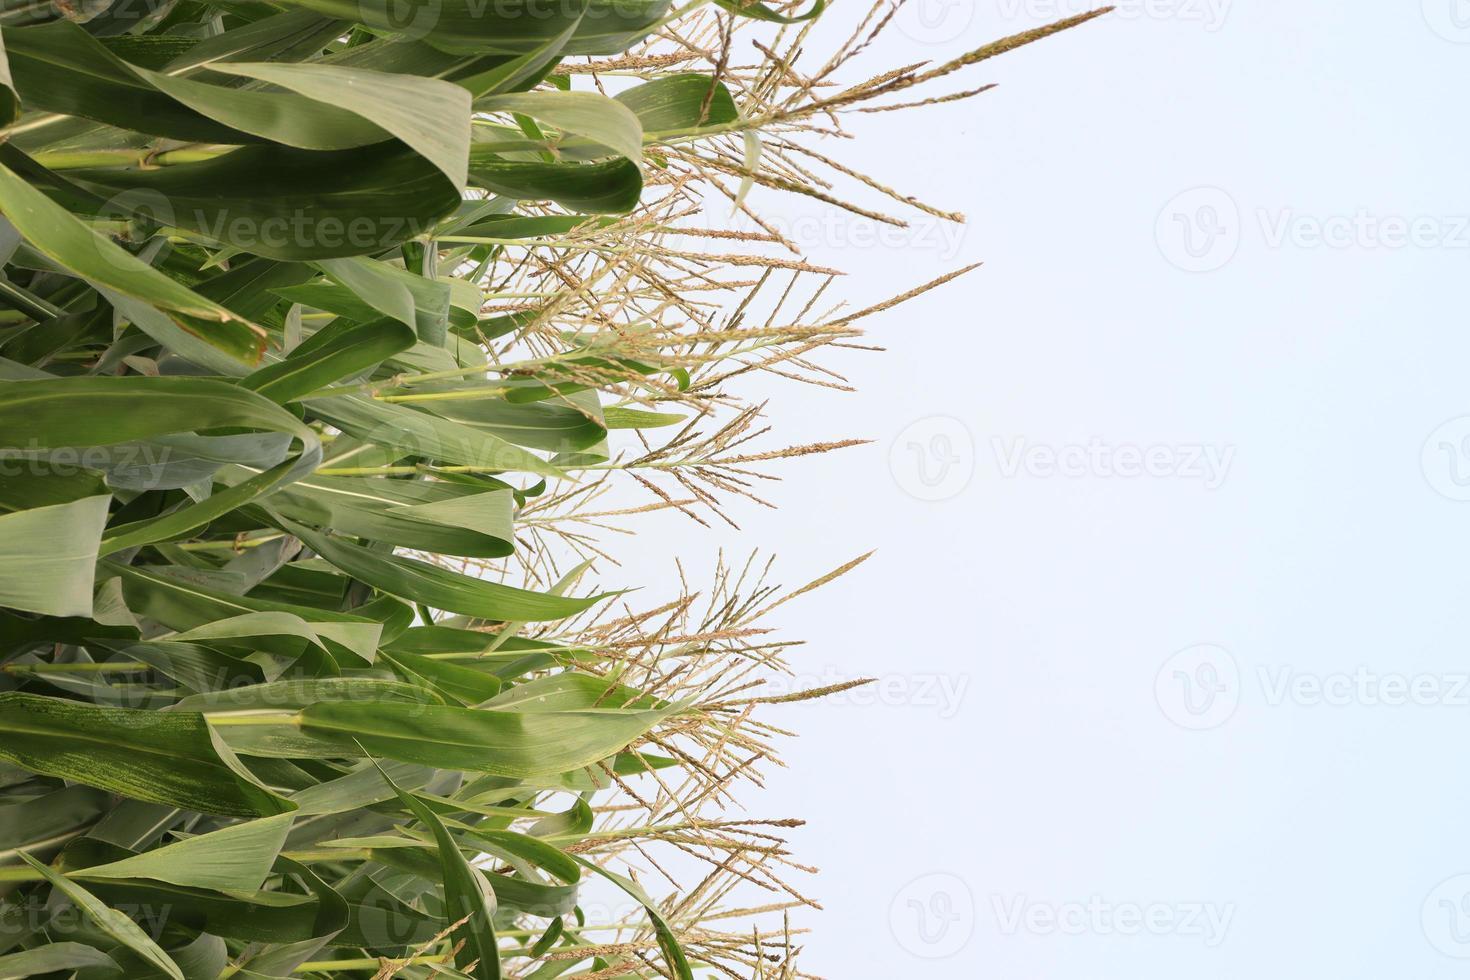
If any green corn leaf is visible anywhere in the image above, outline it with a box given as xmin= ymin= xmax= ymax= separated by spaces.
xmin=76 ymin=813 xmax=294 ymax=892
xmin=0 ymin=162 xmax=266 ymax=363
xmin=715 ymin=0 xmax=824 ymax=22
xmin=254 ymin=475 xmax=515 ymax=558
xmin=572 ymin=855 xmax=694 ymax=980
xmin=210 ymin=62 xmax=472 ymax=189
xmin=316 ymin=256 xmax=451 ymax=344
xmin=311 ymin=393 xmax=564 ymax=477
xmin=379 ymin=647 xmax=504 ymax=705
xmin=68 ymin=142 xmax=460 ymax=262
xmin=0 ymin=29 xmax=18 ymax=128
xmin=0 ymin=375 xmax=316 ymax=451
xmin=280 ymin=0 xmax=668 ymax=55
xmin=0 ymin=942 xmax=120 ymax=977
xmin=0 ymin=692 xmax=296 ymax=817
xmin=177 ymin=677 xmax=438 ymax=713
xmin=0 ymin=376 xmax=321 ymax=558
xmin=615 ymin=73 xmax=740 ymax=132
xmin=166 ymin=611 xmax=382 ymax=662
xmin=0 ymin=785 xmax=111 ymax=863
xmin=5 ymin=21 xmax=264 ymax=144
xmin=16 ymin=852 xmax=186 ymax=980
xmin=285 ymin=521 xmax=605 ymax=622
xmin=602 ymin=406 xmax=686 ymax=429
xmin=0 ymin=493 xmax=108 ymax=617
xmin=108 ymin=561 xmax=379 ymax=643
xmin=467 ymin=155 xmax=642 ymax=213
xmin=299 ymin=700 xmax=672 ymax=775
xmin=483 ymin=672 xmax=660 ymax=712
xmin=479 ymin=91 xmax=643 ymax=162
xmin=379 ymin=765 xmax=502 ymax=979
xmin=241 ymin=317 xmax=417 ymax=404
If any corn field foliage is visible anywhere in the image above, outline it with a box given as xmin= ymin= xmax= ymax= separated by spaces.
xmin=0 ymin=0 xmax=1103 ymax=975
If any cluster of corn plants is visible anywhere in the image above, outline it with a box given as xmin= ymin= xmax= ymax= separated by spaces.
xmin=0 ymin=0 xmax=1105 ymax=975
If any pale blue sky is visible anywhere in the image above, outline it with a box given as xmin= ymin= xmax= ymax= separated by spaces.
xmin=612 ymin=2 xmax=1470 ymax=976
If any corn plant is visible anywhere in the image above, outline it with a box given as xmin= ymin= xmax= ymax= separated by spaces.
xmin=0 ymin=1 xmax=1105 ymax=976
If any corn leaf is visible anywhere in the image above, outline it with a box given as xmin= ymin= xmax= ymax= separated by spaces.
xmin=0 ymin=693 xmax=296 ymax=817
xmin=17 ymin=853 xmax=185 ymax=980
xmin=0 ymin=494 xmax=109 ymax=617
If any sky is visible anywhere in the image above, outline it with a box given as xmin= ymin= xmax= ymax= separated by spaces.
xmin=604 ymin=2 xmax=1470 ymax=976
